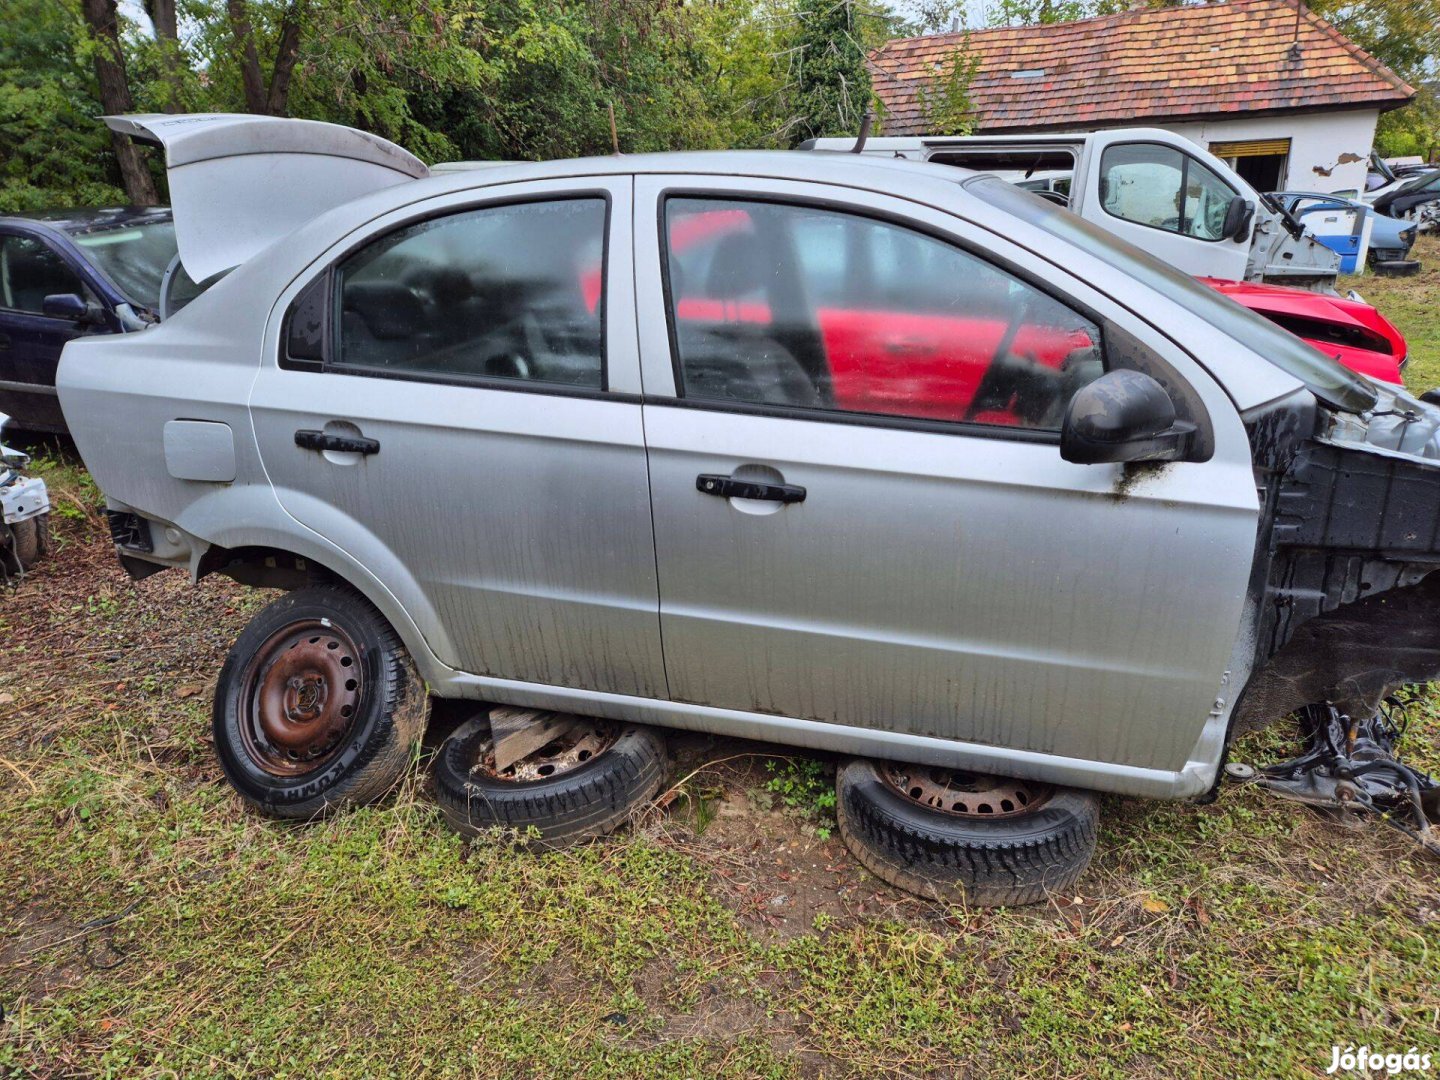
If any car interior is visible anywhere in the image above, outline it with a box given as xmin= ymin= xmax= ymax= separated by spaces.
xmin=664 ymin=200 xmax=1103 ymax=429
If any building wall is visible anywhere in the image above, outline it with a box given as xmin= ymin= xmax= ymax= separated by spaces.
xmin=1160 ymin=110 xmax=1380 ymax=194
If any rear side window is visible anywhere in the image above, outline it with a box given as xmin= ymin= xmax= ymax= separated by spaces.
xmin=335 ymin=198 xmax=606 ymax=388
xmin=0 ymin=234 xmax=87 ymax=314
xmin=1099 ymin=144 xmax=1237 ymax=242
xmin=663 ymin=198 xmax=1103 ymax=432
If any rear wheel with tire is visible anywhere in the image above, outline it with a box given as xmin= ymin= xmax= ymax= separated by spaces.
xmin=836 ymin=758 xmax=1098 ymax=907
xmin=432 ymin=715 xmax=667 ymax=849
xmin=213 ymin=585 xmax=429 ymax=819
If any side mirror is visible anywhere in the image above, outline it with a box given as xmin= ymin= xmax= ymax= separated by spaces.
xmin=43 ymin=292 xmax=103 ymax=325
xmin=1061 ymin=369 xmax=1197 ymax=465
xmin=1222 ymin=196 xmax=1254 ymax=242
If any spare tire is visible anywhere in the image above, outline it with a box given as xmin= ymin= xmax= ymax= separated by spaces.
xmin=836 ymin=758 xmax=1098 ymax=907
xmin=1372 ymin=259 xmax=1421 ymax=277
xmin=432 ymin=716 xmax=667 ymax=849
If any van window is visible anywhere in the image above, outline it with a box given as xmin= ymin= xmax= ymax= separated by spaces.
xmin=1099 ymin=143 xmax=1237 ymax=242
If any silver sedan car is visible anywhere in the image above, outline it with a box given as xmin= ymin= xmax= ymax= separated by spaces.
xmin=57 ymin=115 xmax=1440 ymax=905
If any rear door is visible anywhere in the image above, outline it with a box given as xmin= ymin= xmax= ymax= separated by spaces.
xmin=250 ymin=177 xmax=667 ymax=697
xmin=634 ymin=175 xmax=1259 ymax=774
xmin=0 ymin=230 xmax=98 ymax=432
xmin=1075 ymin=131 xmax=1252 ymax=281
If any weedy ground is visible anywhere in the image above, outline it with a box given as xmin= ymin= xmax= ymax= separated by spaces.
xmin=1342 ymin=233 xmax=1440 ymax=390
xmin=4 ymin=251 xmax=1440 ymax=1077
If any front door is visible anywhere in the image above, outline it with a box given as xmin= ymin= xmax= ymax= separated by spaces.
xmin=250 ymin=179 xmax=666 ymax=697
xmin=0 ymin=231 xmax=95 ymax=432
xmin=1078 ymin=132 xmax=1253 ymax=282
xmin=634 ymin=177 xmax=1259 ymax=773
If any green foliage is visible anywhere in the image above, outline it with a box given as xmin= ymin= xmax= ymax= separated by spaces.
xmin=1309 ymin=0 xmax=1440 ymax=159
xmin=787 ymin=0 xmax=873 ymax=146
xmin=763 ymin=757 xmax=836 ymax=837
xmin=0 ymin=0 xmax=126 ymax=212
xmin=913 ymin=41 xmax=981 ymax=134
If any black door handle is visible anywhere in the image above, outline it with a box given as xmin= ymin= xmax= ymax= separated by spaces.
xmin=696 ymin=473 xmax=806 ymax=504
xmin=294 ymin=429 xmax=380 ymax=455
xmin=0 ymin=333 xmax=10 ymax=350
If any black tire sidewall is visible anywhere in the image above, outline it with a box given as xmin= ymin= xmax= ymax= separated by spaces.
xmin=214 ymin=586 xmax=410 ymax=815
xmin=837 ymin=758 xmax=1098 ymax=901
xmin=11 ymin=518 xmax=39 ymax=568
xmin=432 ymin=717 xmax=666 ymax=845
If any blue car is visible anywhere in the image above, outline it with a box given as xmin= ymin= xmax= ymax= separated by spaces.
xmin=1269 ymin=191 xmax=1419 ymax=267
xmin=0 ymin=207 xmax=183 ymax=434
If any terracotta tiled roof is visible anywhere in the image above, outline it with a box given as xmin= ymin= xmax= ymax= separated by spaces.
xmin=871 ymin=0 xmax=1415 ymax=135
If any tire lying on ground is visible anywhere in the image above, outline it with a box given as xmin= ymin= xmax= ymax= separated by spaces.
xmin=1372 ymin=259 xmax=1421 ymax=278
xmin=10 ymin=514 xmax=49 ymax=569
xmin=432 ymin=716 xmax=668 ymax=849
xmin=213 ymin=584 xmax=429 ymax=819
xmin=836 ymin=758 xmax=1098 ymax=907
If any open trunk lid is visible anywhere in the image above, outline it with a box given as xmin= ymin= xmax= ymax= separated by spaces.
xmin=105 ymin=113 xmax=428 ymax=283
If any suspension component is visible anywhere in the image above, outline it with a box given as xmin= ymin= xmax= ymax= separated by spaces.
xmin=1231 ymin=698 xmax=1440 ymax=857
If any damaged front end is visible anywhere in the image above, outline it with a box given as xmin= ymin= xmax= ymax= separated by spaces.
xmin=1232 ymin=384 xmax=1440 ymax=848
xmin=1228 ymin=700 xmax=1440 ymax=856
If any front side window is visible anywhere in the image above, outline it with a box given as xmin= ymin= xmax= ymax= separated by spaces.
xmin=663 ymin=198 xmax=1103 ymax=431
xmin=335 ymin=198 xmax=606 ymax=388
xmin=0 ymin=234 xmax=87 ymax=314
xmin=1099 ymin=144 xmax=1237 ymax=241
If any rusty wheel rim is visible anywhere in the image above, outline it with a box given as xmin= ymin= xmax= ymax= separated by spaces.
xmin=881 ymin=763 xmax=1051 ymax=818
xmin=238 ymin=619 xmax=364 ymax=777
xmin=474 ymin=721 xmax=618 ymax=783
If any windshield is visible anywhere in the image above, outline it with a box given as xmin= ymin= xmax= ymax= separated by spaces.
xmin=966 ymin=176 xmax=1379 ymax=414
xmin=70 ymin=220 xmax=178 ymax=310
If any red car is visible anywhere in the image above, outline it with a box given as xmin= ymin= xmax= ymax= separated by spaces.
xmin=1198 ymin=278 xmax=1406 ymax=386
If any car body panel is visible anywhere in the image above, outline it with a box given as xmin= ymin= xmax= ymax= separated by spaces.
xmin=1199 ymin=277 xmax=1406 ymax=386
xmin=1271 ymin=191 xmax=1416 ymax=261
xmin=632 ymin=174 xmax=1259 ymax=775
xmin=77 ymin=128 xmax=1440 ymax=802
xmin=104 ymin=114 xmax=427 ymax=283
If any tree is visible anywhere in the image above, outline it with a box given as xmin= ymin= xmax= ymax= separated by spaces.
xmin=78 ymin=0 xmax=159 ymax=203
xmin=913 ymin=43 xmax=981 ymax=134
xmin=1308 ymin=0 xmax=1440 ymax=157
xmin=788 ymin=0 xmax=873 ymax=146
xmin=0 ymin=0 xmax=126 ymax=211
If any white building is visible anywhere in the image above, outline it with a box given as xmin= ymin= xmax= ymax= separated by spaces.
xmin=872 ymin=0 xmax=1414 ymax=194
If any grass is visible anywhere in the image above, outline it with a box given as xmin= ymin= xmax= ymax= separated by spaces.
xmin=5 ymin=263 xmax=1440 ymax=1075
xmin=1341 ymin=232 xmax=1440 ymax=390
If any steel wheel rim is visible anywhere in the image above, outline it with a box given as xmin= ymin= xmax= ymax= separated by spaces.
xmin=473 ymin=720 xmax=618 ymax=783
xmin=881 ymin=762 xmax=1052 ymax=818
xmin=238 ymin=619 xmax=364 ymax=777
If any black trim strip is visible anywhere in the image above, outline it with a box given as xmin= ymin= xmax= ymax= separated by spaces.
xmin=317 ymin=361 xmax=641 ymax=403
xmin=645 ymin=394 xmax=1062 ymax=444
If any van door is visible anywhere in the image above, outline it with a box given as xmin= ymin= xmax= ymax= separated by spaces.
xmin=1074 ymin=131 xmax=1253 ymax=281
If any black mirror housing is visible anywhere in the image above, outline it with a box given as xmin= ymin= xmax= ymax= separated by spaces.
xmin=1061 ymin=369 xmax=1197 ymax=465
xmin=1223 ymin=196 xmax=1255 ymax=242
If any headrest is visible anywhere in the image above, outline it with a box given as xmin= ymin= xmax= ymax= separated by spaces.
xmin=705 ymin=231 xmax=763 ymax=300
